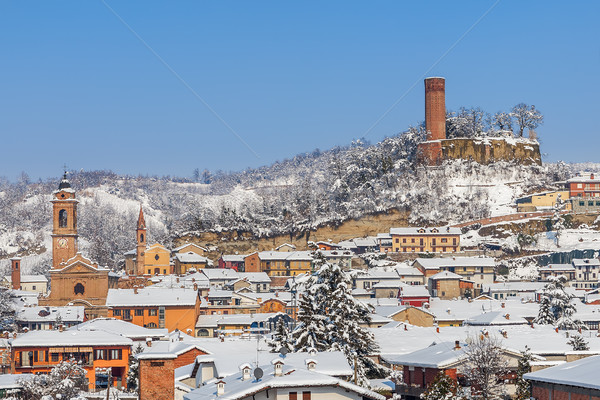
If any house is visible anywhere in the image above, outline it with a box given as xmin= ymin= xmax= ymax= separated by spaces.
xmin=376 ymin=233 xmax=393 ymax=253
xmin=201 ymin=268 xmax=240 ymax=288
xmin=2 ymin=274 xmax=48 ymax=295
xmin=106 ymin=287 xmax=200 ymax=333
xmin=525 ymin=354 xmax=600 ymax=400
xmin=275 ymin=243 xmax=296 ymax=252
xmin=516 ymin=190 xmax=571 ymax=212
xmin=174 ymin=252 xmax=211 ymax=274
xmin=387 ymin=340 xmax=522 ymax=400
xmin=315 ymin=241 xmax=339 ymax=251
xmin=15 ymin=306 xmax=85 ymax=331
xmin=229 ymin=272 xmax=271 ymax=293
xmin=373 ymin=305 xmax=435 ymax=327
xmin=398 ymin=284 xmax=431 ymax=307
xmin=183 ymin=358 xmax=384 ymax=400
xmin=571 ymin=258 xmax=600 ymax=289
xmin=353 ymin=267 xmax=402 ymax=291
xmin=244 ymin=251 xmax=313 ymax=277
xmin=427 ymin=271 xmax=473 ymax=299
xmin=567 ymin=172 xmax=600 ymax=198
xmin=69 ymin=317 xmax=168 ymax=342
xmin=484 ymin=281 xmax=546 ymax=300
xmin=539 ymin=264 xmax=576 ymax=282
xmin=10 ymin=330 xmax=132 ymax=390
xmin=320 ymin=249 xmax=354 ymax=269
xmin=143 ymin=243 xmax=172 ymax=275
xmin=413 ymin=257 xmax=495 ymax=291
xmin=218 ymin=254 xmax=246 ymax=271
xmin=172 ymin=243 xmax=208 ymax=257
xmin=390 ymin=227 xmax=461 ymax=253
xmin=195 ymin=312 xmax=288 ymax=337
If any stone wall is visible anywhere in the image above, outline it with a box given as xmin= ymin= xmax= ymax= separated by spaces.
xmin=440 ymin=137 xmax=542 ymax=165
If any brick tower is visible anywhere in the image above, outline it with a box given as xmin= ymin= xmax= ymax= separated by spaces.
xmin=136 ymin=206 xmax=147 ymax=276
xmin=51 ymin=172 xmax=78 ymax=268
xmin=418 ymin=77 xmax=446 ymax=165
xmin=11 ymin=257 xmax=21 ymax=290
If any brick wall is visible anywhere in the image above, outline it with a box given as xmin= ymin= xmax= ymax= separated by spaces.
xmin=139 ymin=358 xmax=175 ymax=400
xmin=531 ymin=382 xmax=600 ymax=400
xmin=173 ymin=348 xmax=207 ymax=369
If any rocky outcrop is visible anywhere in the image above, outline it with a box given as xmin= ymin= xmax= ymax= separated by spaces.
xmin=440 ymin=137 xmax=541 ymax=165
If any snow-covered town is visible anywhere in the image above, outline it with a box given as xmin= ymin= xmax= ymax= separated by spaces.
xmin=1 ymin=3 xmax=599 ymax=400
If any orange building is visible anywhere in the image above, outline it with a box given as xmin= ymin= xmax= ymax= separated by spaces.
xmin=390 ymin=227 xmax=461 ymax=253
xmin=144 ymin=244 xmax=171 ymax=275
xmin=11 ymin=330 xmax=132 ymax=390
xmin=106 ymin=288 xmax=200 ymax=334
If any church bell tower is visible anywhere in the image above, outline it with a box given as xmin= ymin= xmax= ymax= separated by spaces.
xmin=51 ymin=172 xmax=78 ymax=268
xmin=136 ymin=206 xmax=147 ymax=276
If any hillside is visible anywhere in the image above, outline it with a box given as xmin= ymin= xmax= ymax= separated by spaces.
xmin=0 ymin=127 xmax=590 ymax=274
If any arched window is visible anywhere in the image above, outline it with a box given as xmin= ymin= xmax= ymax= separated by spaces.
xmin=15 ymin=262 xmax=18 ymax=270
xmin=198 ymin=329 xmax=210 ymax=337
xmin=140 ymin=233 xmax=144 ymax=243
xmin=59 ymin=209 xmax=68 ymax=228
xmin=147 ymin=322 xmax=157 ymax=328
xmin=74 ymin=283 xmax=85 ymax=295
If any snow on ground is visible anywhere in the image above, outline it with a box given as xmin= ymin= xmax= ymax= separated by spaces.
xmin=533 ymin=229 xmax=600 ymax=251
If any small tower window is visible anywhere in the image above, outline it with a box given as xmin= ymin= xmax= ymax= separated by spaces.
xmin=15 ymin=263 xmax=18 ymax=270
xmin=140 ymin=234 xmax=144 ymax=243
xmin=59 ymin=209 xmax=68 ymax=228
xmin=74 ymin=283 xmax=85 ymax=295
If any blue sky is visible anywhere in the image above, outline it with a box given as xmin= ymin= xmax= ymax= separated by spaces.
xmin=0 ymin=1 xmax=598 ymax=181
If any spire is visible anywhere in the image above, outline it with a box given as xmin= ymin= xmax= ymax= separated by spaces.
xmin=58 ymin=169 xmax=71 ymax=190
xmin=137 ymin=206 xmax=146 ymax=229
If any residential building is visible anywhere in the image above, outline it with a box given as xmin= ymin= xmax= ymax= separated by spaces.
xmin=15 ymin=306 xmax=85 ymax=331
xmin=11 ymin=330 xmax=132 ymax=390
xmin=539 ymin=264 xmax=576 ymax=281
xmin=106 ymin=287 xmax=200 ymax=333
xmin=390 ymin=227 xmax=461 ymax=253
xmin=567 ymin=172 xmax=600 ymax=198
xmin=572 ymin=258 xmax=600 ymax=289
xmin=218 ymin=254 xmax=246 ymax=271
xmin=2 ymin=274 xmax=48 ymax=295
xmin=515 ymin=190 xmax=571 ymax=212
xmin=173 ymin=252 xmax=211 ymax=274
xmin=413 ymin=257 xmax=495 ymax=291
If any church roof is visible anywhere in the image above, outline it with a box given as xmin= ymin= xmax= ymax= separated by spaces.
xmin=137 ymin=206 xmax=146 ymax=229
xmin=58 ymin=172 xmax=71 ymax=190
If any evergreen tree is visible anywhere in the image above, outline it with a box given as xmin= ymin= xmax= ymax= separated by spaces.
xmin=127 ymin=343 xmax=144 ymax=392
xmin=420 ymin=372 xmax=459 ymax=400
xmin=268 ymin=318 xmax=293 ymax=353
xmin=292 ymin=254 xmax=382 ymax=386
xmin=515 ymin=346 xmax=533 ymax=400
xmin=17 ymin=359 xmax=87 ymax=400
xmin=535 ymin=275 xmax=583 ymax=330
xmin=567 ymin=334 xmax=590 ymax=351
xmin=552 ymin=194 xmax=566 ymax=247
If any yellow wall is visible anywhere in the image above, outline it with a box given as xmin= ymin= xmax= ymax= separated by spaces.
xmin=144 ymin=245 xmax=171 ymax=275
xmin=392 ymin=234 xmax=460 ymax=253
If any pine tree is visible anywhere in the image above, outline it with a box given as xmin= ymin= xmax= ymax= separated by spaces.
xmin=535 ymin=275 xmax=584 ymax=330
xmin=292 ymin=254 xmax=382 ymax=386
xmin=420 ymin=372 xmax=459 ymax=400
xmin=269 ymin=318 xmax=293 ymax=353
xmin=552 ymin=194 xmax=566 ymax=247
xmin=515 ymin=346 xmax=533 ymax=400
xmin=567 ymin=334 xmax=589 ymax=351
xmin=127 ymin=343 xmax=144 ymax=392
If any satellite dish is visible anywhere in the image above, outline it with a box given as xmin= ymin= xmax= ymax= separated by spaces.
xmin=253 ymin=367 xmax=264 ymax=380
xmin=280 ymin=347 xmax=289 ymax=356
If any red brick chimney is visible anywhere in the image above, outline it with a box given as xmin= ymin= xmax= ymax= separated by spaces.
xmin=425 ymin=77 xmax=446 ymax=141
xmin=138 ymin=354 xmax=176 ymax=400
xmin=11 ymin=257 xmax=21 ymax=290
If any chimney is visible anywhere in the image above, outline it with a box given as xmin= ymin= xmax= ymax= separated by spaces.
xmin=504 ymin=313 xmax=510 ymax=320
xmin=404 ymin=324 xmax=408 ymax=331
xmin=454 ymin=340 xmax=461 ymax=350
xmin=193 ymin=283 xmax=198 ymax=291
xmin=146 ymin=338 xmax=152 ymax=347
xmin=306 ymin=359 xmax=317 ymax=371
xmin=501 ymin=330 xmax=508 ymax=338
xmin=216 ymin=380 xmax=225 ymax=396
xmin=134 ymin=286 xmax=139 ymax=294
xmin=501 ymin=302 xmax=505 ymax=308
xmin=436 ymin=327 xmax=440 ymax=333
xmin=591 ymin=173 xmax=595 ymax=180
xmin=241 ymin=366 xmax=251 ymax=381
xmin=274 ymin=361 xmax=284 ymax=377
xmin=555 ymin=327 xmax=559 ymax=333
xmin=58 ymin=324 xmax=64 ymax=332
xmin=11 ymin=257 xmax=21 ymax=290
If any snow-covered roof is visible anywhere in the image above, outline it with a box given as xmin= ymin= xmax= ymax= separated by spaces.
xmin=353 ymin=237 xmax=378 ymax=247
xmin=567 ymin=173 xmax=600 ymax=183
xmin=69 ymin=317 xmax=168 ymax=340
xmin=11 ymin=330 xmax=132 ymax=347
xmin=390 ymin=226 xmax=461 ymax=236
xmin=524 ymin=354 xmax=600 ymax=390
xmin=237 ymin=272 xmax=271 ymax=283
xmin=354 ymin=267 xmax=400 ymax=280
xmin=173 ymin=243 xmax=208 ymax=253
xmin=399 ymin=285 xmax=430 ymax=298
xmin=16 ymin=306 xmax=84 ymax=323
xmin=484 ymin=281 xmax=546 ymax=293
xmin=4 ymin=274 xmax=47 ymax=283
xmin=175 ymin=252 xmax=210 ymax=263
xmin=572 ymin=258 xmax=600 ymax=267
xmin=285 ymin=251 xmax=313 ymax=261
xmin=429 ymin=271 xmax=463 ymax=280
xmin=463 ymin=311 xmax=529 ymax=326
xmin=383 ymin=341 xmax=468 ymax=368
xmin=196 ymin=313 xmax=281 ymax=328
xmin=202 ymin=268 xmax=239 ymax=281
xmin=185 ymin=361 xmax=383 ymax=400
xmin=539 ymin=264 xmax=575 ymax=272
xmin=106 ymin=288 xmax=198 ymax=307
xmin=415 ymin=257 xmax=495 ymax=269
xmin=372 ymin=280 xmax=403 ymax=289
xmin=395 ymin=267 xmax=424 ymax=277
xmin=221 ymin=255 xmax=246 ymax=263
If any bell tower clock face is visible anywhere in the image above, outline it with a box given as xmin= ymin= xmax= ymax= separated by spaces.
xmin=57 ymin=238 xmax=68 ymax=249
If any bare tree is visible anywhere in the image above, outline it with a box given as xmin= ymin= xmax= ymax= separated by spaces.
xmin=460 ymin=336 xmax=509 ymax=400
xmin=511 ymin=103 xmax=543 ymax=137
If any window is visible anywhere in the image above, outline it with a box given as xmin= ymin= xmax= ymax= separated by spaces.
xmin=149 ymin=309 xmax=157 ymax=316
xmin=32 ymin=285 xmax=36 ymax=290
xmin=302 ymin=392 xmax=311 ymax=400
xmin=135 ymin=309 xmax=144 ymax=316
xmin=589 ymin=201 xmax=594 ymax=206
xmin=140 ymin=233 xmax=144 ymax=242
xmin=580 ymin=201 xmax=585 ymax=206
xmin=109 ymin=349 xmax=122 ymax=360
xmin=123 ymin=309 xmax=131 ymax=320
xmin=453 ymin=238 xmax=457 ymax=245
xmin=432 ymin=239 xmax=436 ymax=245
xmin=147 ymin=269 xmax=151 ymax=274
xmin=147 ymin=322 xmax=157 ymax=328
xmin=154 ymin=254 xmax=160 ymax=261
xmin=51 ymin=353 xmax=59 ymax=362
xmin=95 ymin=349 xmax=106 ymax=360
xmin=59 ymin=209 xmax=68 ymax=228
xmin=411 ymin=238 xmax=415 ymax=243
xmin=74 ymin=283 xmax=85 ymax=295
xmin=441 ymin=238 xmax=448 ymax=243
xmin=113 ymin=309 xmax=121 ymax=316
xmin=289 ymin=393 xmax=297 ymax=400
